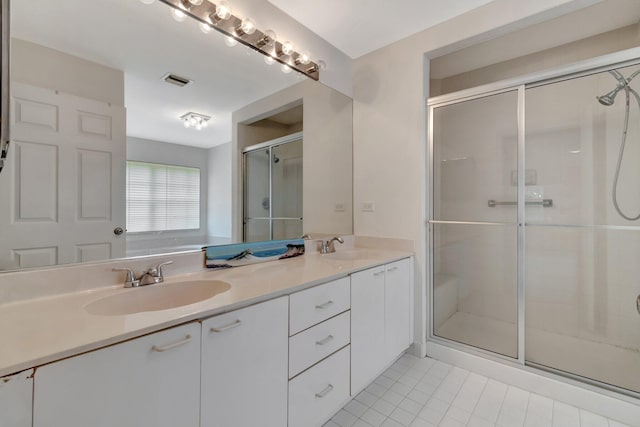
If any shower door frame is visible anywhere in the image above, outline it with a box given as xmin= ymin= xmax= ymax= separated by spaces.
xmin=426 ymin=46 xmax=640 ymax=399
xmin=242 ymin=131 xmax=303 ymax=242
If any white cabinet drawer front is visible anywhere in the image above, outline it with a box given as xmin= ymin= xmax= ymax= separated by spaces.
xmin=288 ymin=346 xmax=350 ymax=427
xmin=290 ymin=277 xmax=350 ymax=335
xmin=289 ymin=311 xmax=350 ymax=378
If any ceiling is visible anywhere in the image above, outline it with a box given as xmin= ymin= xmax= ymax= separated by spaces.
xmin=267 ymin=0 xmax=498 ymax=58
xmin=11 ymin=0 xmax=301 ymax=148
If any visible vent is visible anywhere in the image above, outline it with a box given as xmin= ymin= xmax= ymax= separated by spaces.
xmin=163 ymin=73 xmax=192 ymax=87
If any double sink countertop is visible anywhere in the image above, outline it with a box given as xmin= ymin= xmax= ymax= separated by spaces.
xmin=0 ymin=248 xmax=412 ymax=378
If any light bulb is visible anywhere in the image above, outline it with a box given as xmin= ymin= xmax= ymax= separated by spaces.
xmin=196 ymin=123 xmax=203 ymax=130
xmin=298 ymin=51 xmax=311 ymax=65
xmin=215 ymin=1 xmax=232 ymax=20
xmin=224 ymin=36 xmax=238 ymax=47
xmin=199 ymin=22 xmax=212 ymax=34
xmin=262 ymin=30 xmax=276 ymax=47
xmin=281 ymin=64 xmax=292 ymax=74
xmin=189 ymin=117 xmax=197 ymax=126
xmin=183 ymin=120 xmax=191 ymax=128
xmin=282 ymin=41 xmax=293 ymax=56
xmin=264 ymin=55 xmax=274 ymax=65
xmin=171 ymin=8 xmax=187 ymax=22
xmin=202 ymin=121 xmax=208 ymax=128
xmin=188 ymin=0 xmax=203 ymax=4
xmin=239 ymin=18 xmax=256 ymax=36
xmin=140 ymin=0 xmax=155 ymax=4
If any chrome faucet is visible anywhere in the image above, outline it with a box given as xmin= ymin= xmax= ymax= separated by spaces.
xmin=113 ymin=261 xmax=173 ymax=288
xmin=317 ymin=237 xmax=344 ymax=254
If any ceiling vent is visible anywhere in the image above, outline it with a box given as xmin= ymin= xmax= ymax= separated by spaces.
xmin=162 ymin=73 xmax=192 ymax=87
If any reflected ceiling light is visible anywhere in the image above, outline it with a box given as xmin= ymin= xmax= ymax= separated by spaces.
xmin=140 ymin=0 xmax=156 ymax=4
xmin=318 ymin=60 xmax=327 ymax=71
xmin=181 ymin=112 xmax=211 ymax=130
xmin=281 ymin=64 xmax=292 ymax=74
xmin=264 ymin=56 xmax=275 ymax=65
xmin=158 ymin=0 xmax=321 ymax=80
xmin=224 ymin=35 xmax=238 ymax=47
xmin=171 ymin=8 xmax=187 ymax=21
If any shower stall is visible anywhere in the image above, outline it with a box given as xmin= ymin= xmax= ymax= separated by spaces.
xmin=243 ymin=133 xmax=303 ymax=242
xmin=428 ymin=50 xmax=640 ymax=397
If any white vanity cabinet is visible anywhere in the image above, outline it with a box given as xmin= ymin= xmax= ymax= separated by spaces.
xmin=0 ymin=369 xmax=33 ymax=427
xmin=351 ymin=257 xmax=413 ymax=394
xmin=33 ymin=322 xmax=201 ymax=427
xmin=200 ymin=296 xmax=289 ymax=427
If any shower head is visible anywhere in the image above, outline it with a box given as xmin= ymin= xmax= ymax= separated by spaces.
xmin=273 ymin=155 xmax=280 ymax=163
xmin=597 ymin=85 xmax=625 ymax=106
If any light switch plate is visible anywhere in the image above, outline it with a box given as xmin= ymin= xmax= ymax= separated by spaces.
xmin=334 ymin=203 xmax=345 ymax=212
xmin=361 ymin=201 xmax=375 ymax=212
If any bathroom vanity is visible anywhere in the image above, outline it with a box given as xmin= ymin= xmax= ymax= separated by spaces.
xmin=0 ymin=248 xmax=413 ymax=427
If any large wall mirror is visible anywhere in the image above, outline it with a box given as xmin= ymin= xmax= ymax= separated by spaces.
xmin=0 ymin=0 xmax=353 ymax=271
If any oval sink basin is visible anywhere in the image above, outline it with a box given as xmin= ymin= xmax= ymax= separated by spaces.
xmin=85 ymin=280 xmax=231 ymax=316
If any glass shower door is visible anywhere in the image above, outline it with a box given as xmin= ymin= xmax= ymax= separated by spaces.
xmin=524 ymin=64 xmax=640 ymax=394
xmin=431 ymin=90 xmax=519 ymax=358
xmin=243 ymin=137 xmax=303 ymax=242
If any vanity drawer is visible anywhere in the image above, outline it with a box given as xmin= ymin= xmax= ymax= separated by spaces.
xmin=289 ymin=311 xmax=350 ymax=378
xmin=288 ymin=346 xmax=350 ymax=427
xmin=289 ymin=277 xmax=350 ymax=335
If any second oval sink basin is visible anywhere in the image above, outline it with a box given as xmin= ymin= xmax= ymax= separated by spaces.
xmin=85 ymin=280 xmax=231 ymax=316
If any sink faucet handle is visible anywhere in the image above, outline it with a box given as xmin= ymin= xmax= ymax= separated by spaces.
xmin=112 ymin=267 xmax=140 ymax=288
xmin=156 ymin=260 xmax=173 ymax=281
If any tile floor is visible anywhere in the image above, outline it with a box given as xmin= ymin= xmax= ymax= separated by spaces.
xmin=324 ymin=354 xmax=633 ymax=427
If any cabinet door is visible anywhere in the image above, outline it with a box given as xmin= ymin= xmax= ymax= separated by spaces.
xmin=33 ymin=323 xmax=200 ymax=427
xmin=0 ymin=369 xmax=33 ymax=427
xmin=351 ymin=266 xmax=386 ymax=394
xmin=201 ymin=296 xmax=288 ymax=427
xmin=385 ymin=258 xmax=413 ymax=363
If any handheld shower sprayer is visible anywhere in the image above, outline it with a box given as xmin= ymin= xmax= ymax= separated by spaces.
xmin=599 ymin=68 xmax=640 ymax=221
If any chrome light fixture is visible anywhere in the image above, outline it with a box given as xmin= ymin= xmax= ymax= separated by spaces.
xmin=143 ymin=0 xmax=321 ymax=80
xmin=181 ymin=112 xmax=211 ymax=130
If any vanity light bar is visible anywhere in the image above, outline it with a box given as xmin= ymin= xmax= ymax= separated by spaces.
xmin=158 ymin=0 xmax=320 ymax=81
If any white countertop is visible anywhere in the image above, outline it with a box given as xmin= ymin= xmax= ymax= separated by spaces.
xmin=0 ymin=248 xmax=412 ymax=377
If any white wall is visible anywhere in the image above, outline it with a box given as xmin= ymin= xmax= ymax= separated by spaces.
xmin=207 ymin=142 xmax=232 ymax=242
xmin=11 ymin=38 xmax=124 ymax=106
xmin=126 ymin=136 xmax=210 ymax=255
xmin=351 ymin=0 xmax=604 ymax=355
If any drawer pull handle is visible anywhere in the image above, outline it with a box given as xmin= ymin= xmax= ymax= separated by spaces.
xmin=315 ymin=335 xmax=334 ymax=346
xmin=315 ymin=300 xmax=334 ymax=310
xmin=373 ymin=270 xmax=385 ymax=277
xmin=211 ymin=319 xmax=242 ymax=333
xmin=152 ymin=335 xmax=192 ymax=352
xmin=388 ymin=266 xmax=399 ymax=272
xmin=315 ymin=384 xmax=334 ymax=399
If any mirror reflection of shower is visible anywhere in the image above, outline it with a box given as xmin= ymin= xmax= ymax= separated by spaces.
xmin=598 ymin=68 xmax=640 ymax=220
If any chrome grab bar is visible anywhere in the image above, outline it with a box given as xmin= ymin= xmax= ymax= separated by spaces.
xmin=488 ymin=199 xmax=553 ymax=208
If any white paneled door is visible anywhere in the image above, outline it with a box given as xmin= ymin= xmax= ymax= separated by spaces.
xmin=0 ymin=83 xmax=126 ymax=269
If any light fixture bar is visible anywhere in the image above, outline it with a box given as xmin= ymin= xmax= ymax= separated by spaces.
xmin=158 ymin=0 xmax=320 ymax=80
